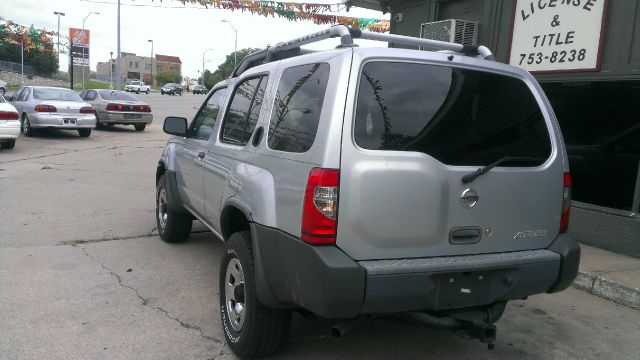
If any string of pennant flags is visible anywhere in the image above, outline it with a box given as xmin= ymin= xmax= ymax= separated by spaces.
xmin=171 ymin=0 xmax=391 ymax=32
xmin=0 ymin=17 xmax=65 ymax=54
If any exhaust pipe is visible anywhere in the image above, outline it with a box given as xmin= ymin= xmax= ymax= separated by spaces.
xmin=330 ymin=320 xmax=355 ymax=338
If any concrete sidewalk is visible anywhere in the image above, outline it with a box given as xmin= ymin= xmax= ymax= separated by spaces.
xmin=574 ymin=244 xmax=640 ymax=310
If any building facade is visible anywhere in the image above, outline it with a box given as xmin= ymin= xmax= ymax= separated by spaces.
xmin=354 ymin=0 xmax=640 ymax=257
xmin=96 ymin=52 xmax=182 ymax=86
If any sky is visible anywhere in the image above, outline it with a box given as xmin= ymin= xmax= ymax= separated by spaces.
xmin=2 ymin=0 xmax=388 ymax=78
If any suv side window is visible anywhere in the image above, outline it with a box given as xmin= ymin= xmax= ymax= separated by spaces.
xmin=221 ymin=75 xmax=268 ymax=145
xmin=268 ymin=63 xmax=330 ymax=153
xmin=188 ymin=87 xmax=228 ymax=141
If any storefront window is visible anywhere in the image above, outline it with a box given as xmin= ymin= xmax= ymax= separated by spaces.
xmin=543 ymin=82 xmax=640 ymax=211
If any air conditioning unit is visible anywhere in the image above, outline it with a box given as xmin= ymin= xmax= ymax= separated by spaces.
xmin=420 ymin=19 xmax=479 ymax=46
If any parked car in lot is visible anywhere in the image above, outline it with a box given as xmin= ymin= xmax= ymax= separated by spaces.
xmin=192 ymin=85 xmax=207 ymax=94
xmin=0 ymin=79 xmax=6 ymax=96
xmin=160 ymin=83 xmax=182 ymax=96
xmin=0 ymin=94 xmax=20 ymax=149
xmin=80 ymin=89 xmax=152 ymax=131
xmin=9 ymin=86 xmax=96 ymax=137
xmin=124 ymin=80 xmax=150 ymax=94
xmin=155 ymin=26 xmax=580 ymax=359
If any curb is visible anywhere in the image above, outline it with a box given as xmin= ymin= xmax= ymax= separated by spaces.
xmin=573 ymin=271 xmax=640 ymax=310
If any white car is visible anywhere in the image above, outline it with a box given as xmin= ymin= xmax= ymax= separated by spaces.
xmin=124 ymin=81 xmax=150 ymax=94
xmin=0 ymin=94 xmax=20 ymax=149
xmin=0 ymin=79 xmax=7 ymax=96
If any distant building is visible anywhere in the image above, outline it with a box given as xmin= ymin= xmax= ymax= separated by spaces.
xmin=96 ymin=52 xmax=182 ymax=86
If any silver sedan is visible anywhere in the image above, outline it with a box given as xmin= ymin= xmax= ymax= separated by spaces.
xmin=80 ymin=89 xmax=153 ymax=131
xmin=9 ymin=86 xmax=96 ymax=137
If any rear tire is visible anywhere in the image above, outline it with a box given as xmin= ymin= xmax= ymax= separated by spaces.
xmin=134 ymin=124 xmax=146 ymax=131
xmin=156 ymin=174 xmax=192 ymax=243
xmin=95 ymin=115 xmax=102 ymax=129
xmin=220 ymin=230 xmax=291 ymax=358
xmin=1 ymin=139 xmax=16 ymax=149
xmin=78 ymin=129 xmax=91 ymax=137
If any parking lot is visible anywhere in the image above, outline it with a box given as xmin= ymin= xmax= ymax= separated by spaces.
xmin=1 ymin=92 xmax=639 ymax=360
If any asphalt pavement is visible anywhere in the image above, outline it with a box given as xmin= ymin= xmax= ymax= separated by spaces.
xmin=1 ymin=92 xmax=639 ymax=360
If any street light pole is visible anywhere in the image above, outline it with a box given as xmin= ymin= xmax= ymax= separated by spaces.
xmin=202 ymin=48 xmax=214 ymax=74
xmin=82 ymin=11 xmax=100 ymax=90
xmin=53 ymin=11 xmax=65 ymax=71
xmin=221 ymin=20 xmax=238 ymax=70
xmin=148 ymin=39 xmax=154 ymax=87
xmin=109 ymin=51 xmax=114 ymax=89
xmin=116 ymin=0 xmax=121 ymax=90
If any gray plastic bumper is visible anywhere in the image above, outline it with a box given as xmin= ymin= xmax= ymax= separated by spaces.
xmin=251 ymin=224 xmax=580 ymax=317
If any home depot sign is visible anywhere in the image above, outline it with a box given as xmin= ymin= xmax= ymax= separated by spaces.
xmin=69 ymin=28 xmax=90 ymax=66
xmin=508 ymin=0 xmax=607 ymax=72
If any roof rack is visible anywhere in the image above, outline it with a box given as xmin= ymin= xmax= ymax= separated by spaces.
xmin=231 ymin=25 xmax=494 ymax=77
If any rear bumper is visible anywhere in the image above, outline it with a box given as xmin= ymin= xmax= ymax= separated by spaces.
xmin=252 ymin=224 xmax=580 ymax=318
xmin=98 ymin=111 xmax=152 ymax=124
xmin=0 ymin=121 xmax=21 ymax=139
xmin=29 ymin=113 xmax=96 ymax=128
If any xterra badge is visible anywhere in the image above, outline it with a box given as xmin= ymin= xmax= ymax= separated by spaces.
xmin=460 ymin=188 xmax=479 ymax=208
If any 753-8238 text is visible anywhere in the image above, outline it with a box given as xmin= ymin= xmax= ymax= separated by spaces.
xmin=519 ymin=48 xmax=587 ymax=66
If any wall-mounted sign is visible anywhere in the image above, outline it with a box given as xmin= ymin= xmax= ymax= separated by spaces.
xmin=508 ymin=0 xmax=607 ymax=72
xmin=69 ymin=28 xmax=90 ymax=66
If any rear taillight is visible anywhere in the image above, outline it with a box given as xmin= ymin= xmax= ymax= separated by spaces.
xmin=80 ymin=106 xmax=96 ymax=114
xmin=137 ymin=105 xmax=151 ymax=112
xmin=301 ymin=168 xmax=339 ymax=245
xmin=560 ymin=172 xmax=572 ymax=233
xmin=0 ymin=111 xmax=19 ymax=120
xmin=106 ymin=103 xmax=123 ymax=111
xmin=34 ymin=104 xmax=57 ymax=112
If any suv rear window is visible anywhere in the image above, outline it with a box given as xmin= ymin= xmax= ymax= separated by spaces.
xmin=354 ymin=62 xmax=551 ymax=166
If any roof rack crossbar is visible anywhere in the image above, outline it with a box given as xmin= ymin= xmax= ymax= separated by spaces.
xmin=231 ymin=25 xmax=494 ymax=77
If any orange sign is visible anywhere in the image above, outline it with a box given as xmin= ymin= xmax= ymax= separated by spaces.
xmin=69 ymin=28 xmax=90 ymax=46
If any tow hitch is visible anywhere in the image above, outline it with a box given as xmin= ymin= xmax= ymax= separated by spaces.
xmin=397 ymin=301 xmax=505 ymax=350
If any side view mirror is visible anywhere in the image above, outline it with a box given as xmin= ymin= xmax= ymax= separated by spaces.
xmin=163 ymin=116 xmax=187 ymax=136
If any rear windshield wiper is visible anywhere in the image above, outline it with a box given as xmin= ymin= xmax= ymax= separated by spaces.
xmin=461 ymin=156 xmax=543 ymax=184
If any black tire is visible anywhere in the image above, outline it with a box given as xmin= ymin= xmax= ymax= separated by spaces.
xmin=21 ymin=114 xmax=35 ymax=137
xmin=156 ymin=175 xmax=192 ymax=243
xmin=136 ymin=89 xmax=140 ymax=94
xmin=95 ymin=115 xmax=102 ymax=129
xmin=134 ymin=124 xmax=146 ymax=131
xmin=78 ymin=129 xmax=91 ymax=137
xmin=219 ymin=231 xmax=291 ymax=359
xmin=1 ymin=139 xmax=16 ymax=149
xmin=161 ymin=91 xmax=164 ymax=95
xmin=146 ymin=90 xmax=149 ymax=94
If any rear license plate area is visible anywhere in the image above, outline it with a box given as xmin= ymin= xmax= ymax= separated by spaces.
xmin=124 ymin=113 xmax=141 ymax=120
xmin=63 ymin=118 xmax=77 ymax=125
xmin=437 ymin=271 xmax=490 ymax=309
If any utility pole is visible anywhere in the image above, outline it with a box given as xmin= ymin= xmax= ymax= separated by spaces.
xmin=20 ymin=41 xmax=24 ymax=85
xmin=53 ymin=11 xmax=65 ymax=71
xmin=148 ymin=39 xmax=154 ymax=86
xmin=116 ymin=0 xmax=121 ymax=91
xmin=82 ymin=11 xmax=100 ymax=90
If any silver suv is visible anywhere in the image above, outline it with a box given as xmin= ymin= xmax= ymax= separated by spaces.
xmin=155 ymin=26 xmax=580 ymax=359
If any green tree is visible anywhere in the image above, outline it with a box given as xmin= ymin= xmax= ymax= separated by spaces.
xmin=155 ymin=70 xmax=181 ymax=85
xmin=201 ymin=48 xmax=259 ymax=88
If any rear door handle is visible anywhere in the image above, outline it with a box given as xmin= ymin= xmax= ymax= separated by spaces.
xmin=449 ymin=227 xmax=482 ymax=245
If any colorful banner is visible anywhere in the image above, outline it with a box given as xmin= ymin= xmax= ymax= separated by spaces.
xmin=0 ymin=17 xmax=66 ymax=54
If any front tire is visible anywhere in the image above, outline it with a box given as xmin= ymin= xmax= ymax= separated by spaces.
xmin=78 ymin=129 xmax=91 ymax=137
xmin=156 ymin=175 xmax=192 ymax=243
xmin=22 ymin=114 xmax=35 ymax=137
xmin=220 ymin=231 xmax=291 ymax=359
